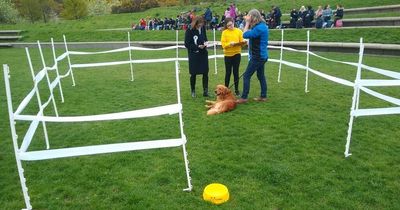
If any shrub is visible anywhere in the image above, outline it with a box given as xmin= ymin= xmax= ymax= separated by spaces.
xmin=0 ymin=0 xmax=19 ymax=23
xmin=111 ymin=0 xmax=160 ymax=14
xmin=61 ymin=0 xmax=88 ymax=20
xmin=88 ymin=0 xmax=112 ymax=16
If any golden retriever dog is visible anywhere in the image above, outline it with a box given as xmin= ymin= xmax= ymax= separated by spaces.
xmin=205 ymin=85 xmax=237 ymax=115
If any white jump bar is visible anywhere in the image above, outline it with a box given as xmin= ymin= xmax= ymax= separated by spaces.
xmin=352 ymin=107 xmax=400 ymax=117
xmin=19 ymin=138 xmax=186 ymax=161
xmin=14 ymin=104 xmax=181 ymax=122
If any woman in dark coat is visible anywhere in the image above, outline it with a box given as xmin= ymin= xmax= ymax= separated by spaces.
xmin=184 ymin=16 xmax=209 ymax=97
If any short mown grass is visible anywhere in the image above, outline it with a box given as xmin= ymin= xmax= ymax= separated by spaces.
xmin=0 ymin=45 xmax=399 ymax=209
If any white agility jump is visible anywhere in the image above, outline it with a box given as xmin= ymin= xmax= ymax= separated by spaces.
xmin=272 ymin=30 xmax=400 ymax=158
xmin=3 ymin=30 xmax=400 ymax=209
xmin=4 ymin=32 xmax=194 ymax=210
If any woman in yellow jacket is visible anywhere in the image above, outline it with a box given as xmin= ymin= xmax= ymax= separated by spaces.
xmin=220 ymin=17 xmax=246 ymax=96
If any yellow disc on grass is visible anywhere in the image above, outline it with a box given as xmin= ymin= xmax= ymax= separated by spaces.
xmin=203 ymin=183 xmax=229 ymax=205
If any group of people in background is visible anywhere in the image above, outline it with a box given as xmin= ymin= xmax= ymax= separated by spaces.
xmin=289 ymin=4 xmax=344 ymax=29
xmin=132 ymin=4 xmax=344 ymax=31
xmin=132 ymin=3 xmax=239 ymax=31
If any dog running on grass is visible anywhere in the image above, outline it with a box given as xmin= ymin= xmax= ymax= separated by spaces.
xmin=205 ymin=85 xmax=237 ymax=115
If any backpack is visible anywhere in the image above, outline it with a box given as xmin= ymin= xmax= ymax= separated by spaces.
xmin=335 ymin=19 xmax=343 ymax=27
xmin=315 ymin=18 xmax=323 ymax=29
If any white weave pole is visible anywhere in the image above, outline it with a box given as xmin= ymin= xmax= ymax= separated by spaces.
xmin=3 ymin=65 xmax=33 ymax=210
xmin=25 ymin=48 xmax=50 ymax=149
xmin=37 ymin=41 xmax=59 ymax=117
xmin=277 ymin=29 xmax=284 ymax=83
xmin=213 ymin=28 xmax=218 ymax=74
xmin=344 ymin=37 xmax=364 ymax=157
xmin=51 ymin=38 xmax=65 ymax=103
xmin=305 ymin=30 xmax=310 ymax=93
xmin=63 ymin=35 xmax=76 ymax=86
xmin=128 ymin=32 xmax=134 ymax=81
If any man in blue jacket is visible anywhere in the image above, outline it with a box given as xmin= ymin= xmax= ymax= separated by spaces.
xmin=237 ymin=9 xmax=269 ymax=103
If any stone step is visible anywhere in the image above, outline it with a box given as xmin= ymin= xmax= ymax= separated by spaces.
xmin=0 ymin=30 xmax=23 ymax=36
xmin=0 ymin=35 xmax=23 ymax=41
xmin=0 ymin=43 xmax=13 ymax=48
xmin=343 ymin=17 xmax=400 ymax=27
xmin=345 ymin=4 xmax=400 ymax=15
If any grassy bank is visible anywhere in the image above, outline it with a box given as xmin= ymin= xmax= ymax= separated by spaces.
xmin=1 ymin=0 xmax=400 ymax=44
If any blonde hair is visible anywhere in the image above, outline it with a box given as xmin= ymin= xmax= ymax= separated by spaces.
xmin=247 ymin=9 xmax=265 ymax=28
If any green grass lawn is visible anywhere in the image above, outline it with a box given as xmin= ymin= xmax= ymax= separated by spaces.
xmin=0 ymin=44 xmax=399 ymax=209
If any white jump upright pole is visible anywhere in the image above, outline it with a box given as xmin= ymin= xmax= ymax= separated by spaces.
xmin=174 ymin=50 xmax=192 ymax=192
xmin=277 ymin=29 xmax=284 ymax=83
xmin=213 ymin=28 xmax=217 ymax=74
xmin=3 ymin=64 xmax=33 ymax=210
xmin=37 ymin=41 xmax=59 ymax=117
xmin=354 ymin=40 xmax=364 ymax=111
xmin=344 ymin=37 xmax=364 ymax=157
xmin=176 ymin=30 xmax=180 ymax=73
xmin=128 ymin=32 xmax=134 ymax=81
xmin=305 ymin=30 xmax=310 ymax=93
xmin=63 ymin=35 xmax=76 ymax=86
xmin=51 ymin=38 xmax=65 ymax=103
xmin=25 ymin=48 xmax=50 ymax=149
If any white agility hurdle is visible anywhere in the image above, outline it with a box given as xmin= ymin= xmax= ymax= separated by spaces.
xmin=270 ymin=31 xmax=400 ymax=157
xmin=4 ymin=30 xmax=400 ymax=209
xmin=4 ymin=33 xmax=194 ymax=210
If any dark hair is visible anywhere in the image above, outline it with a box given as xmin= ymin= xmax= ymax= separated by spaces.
xmin=223 ymin=17 xmax=234 ymax=30
xmin=191 ymin=16 xmax=204 ymax=29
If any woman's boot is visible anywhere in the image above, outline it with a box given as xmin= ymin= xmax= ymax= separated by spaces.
xmin=191 ymin=89 xmax=196 ymax=98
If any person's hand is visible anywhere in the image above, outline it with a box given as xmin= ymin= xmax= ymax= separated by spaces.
xmin=230 ymin=42 xmax=236 ymax=46
xmin=244 ymin=15 xmax=251 ymax=23
xmin=198 ymin=45 xmax=206 ymax=49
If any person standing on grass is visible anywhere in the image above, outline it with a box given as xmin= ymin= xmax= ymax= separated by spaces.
xmin=220 ymin=17 xmax=246 ymax=96
xmin=236 ymin=9 xmax=269 ymax=104
xmin=184 ymin=16 xmax=210 ymax=98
